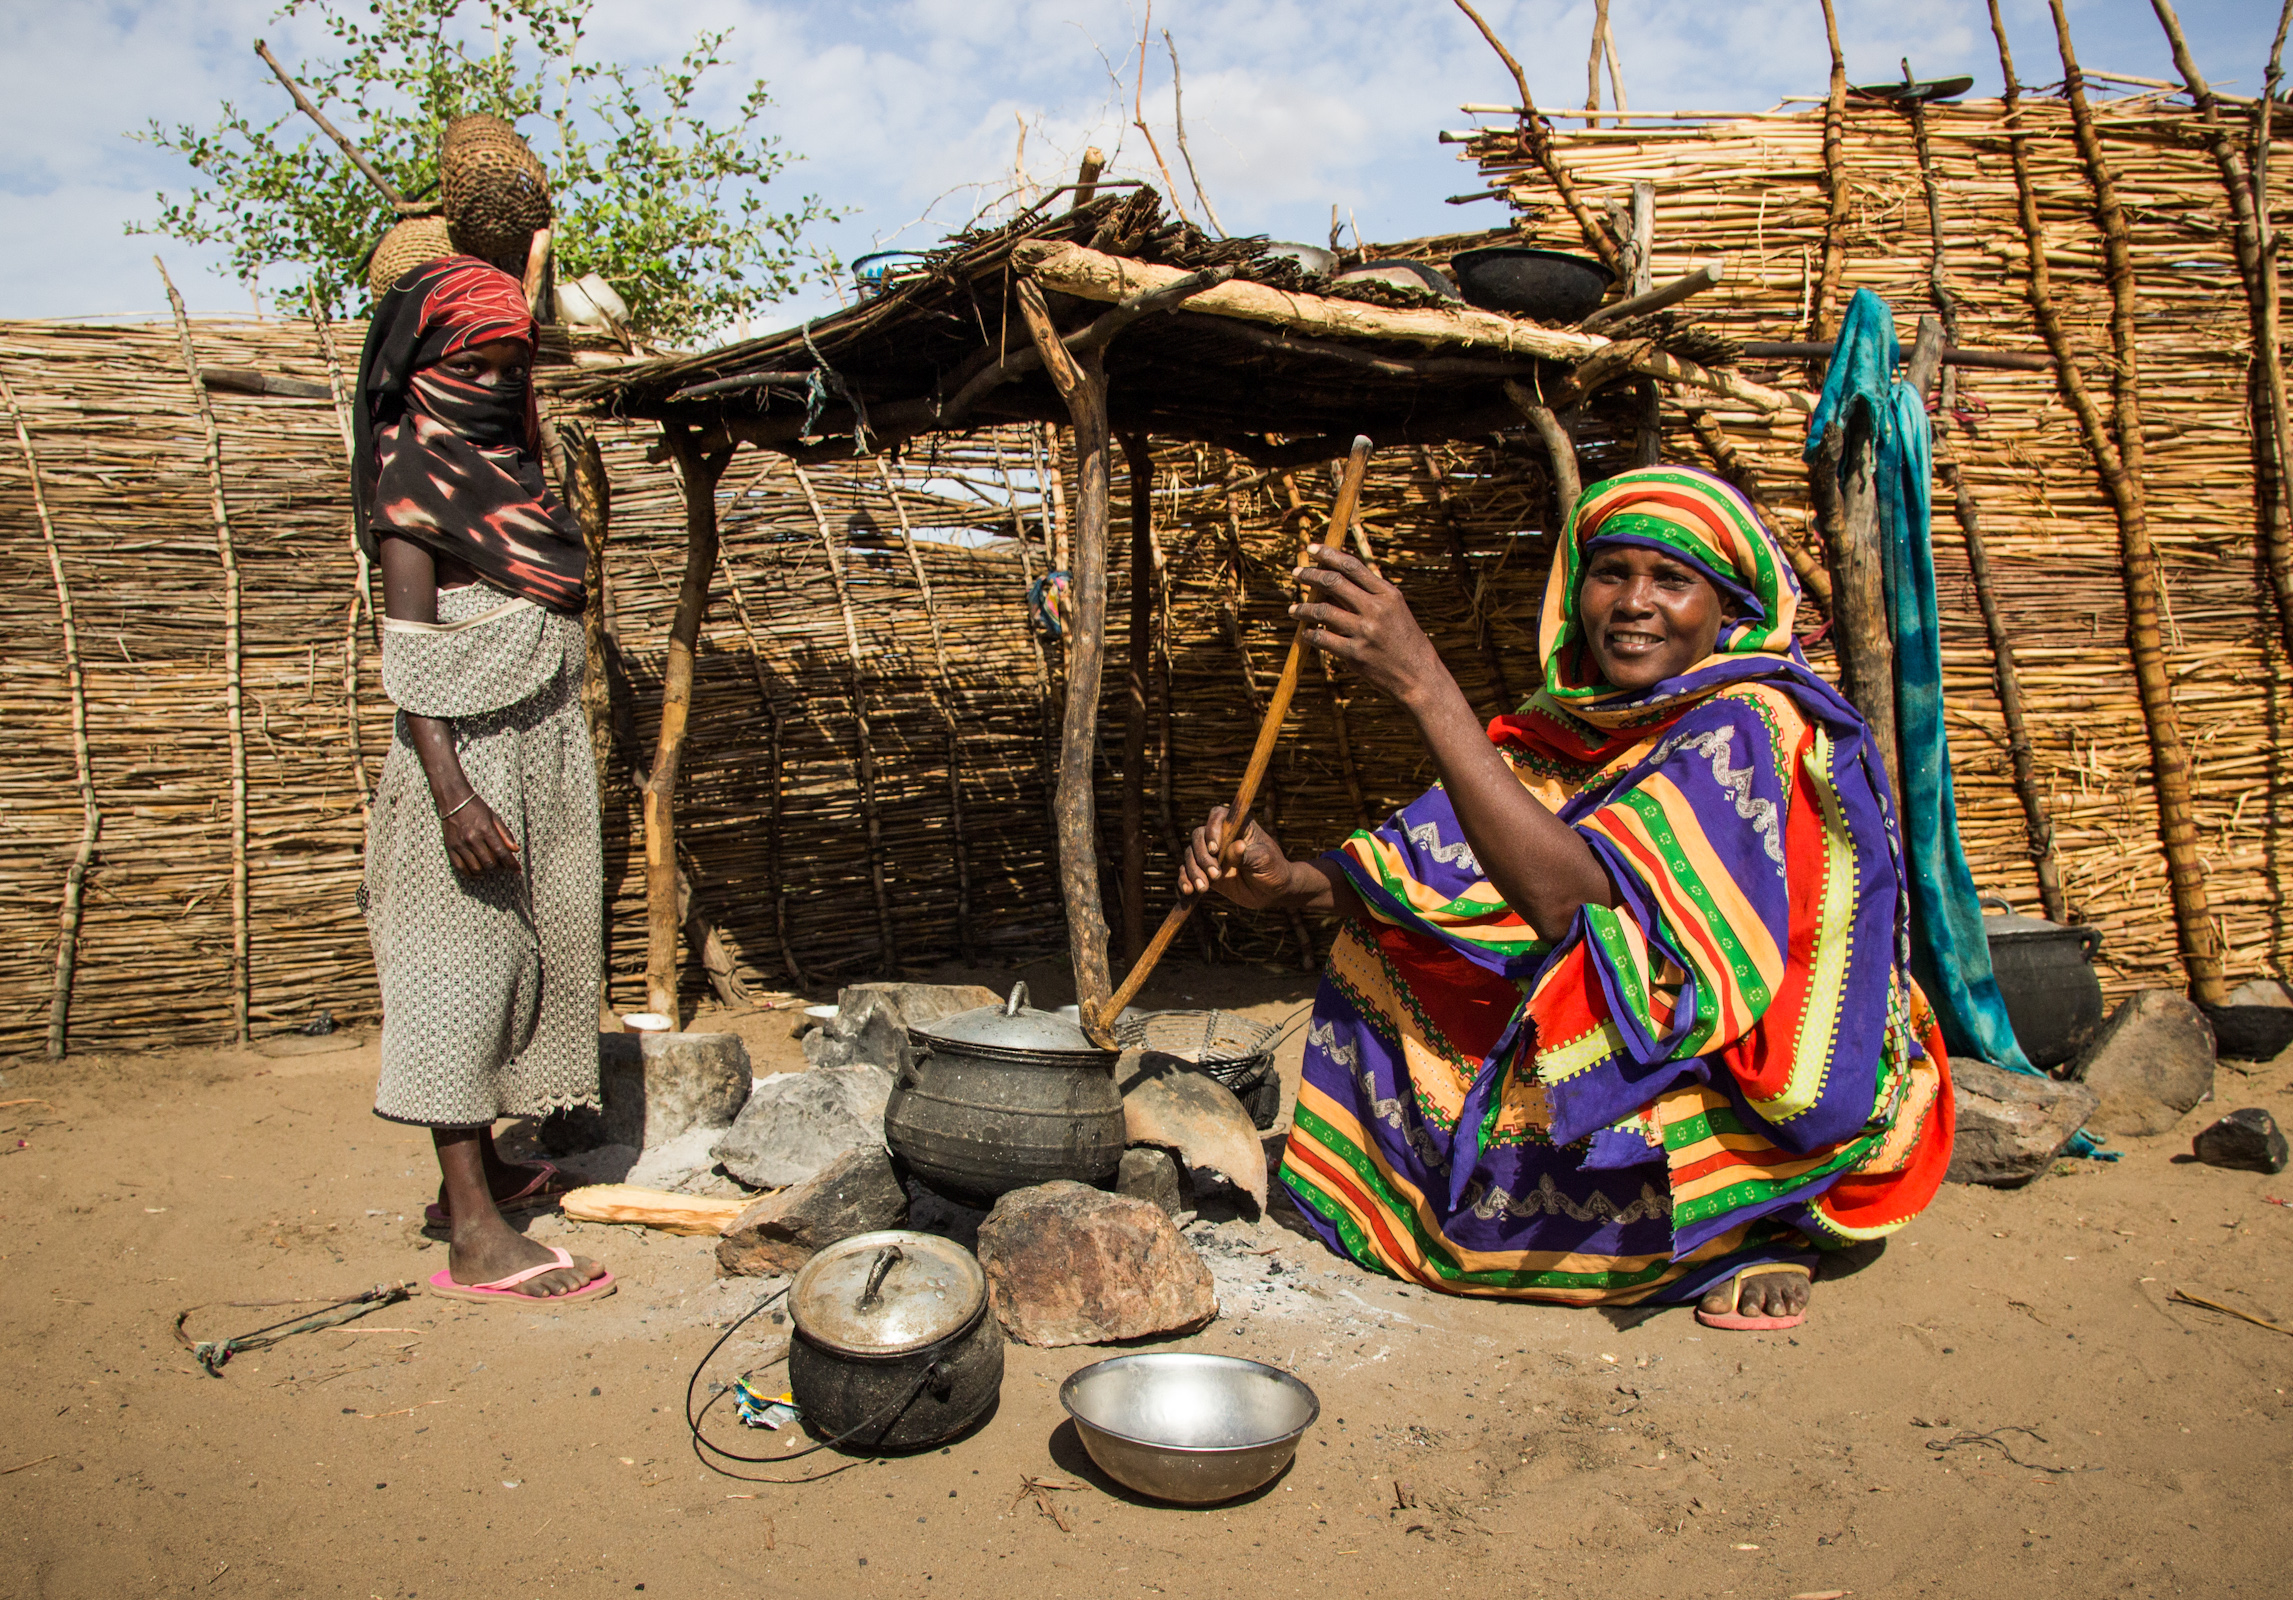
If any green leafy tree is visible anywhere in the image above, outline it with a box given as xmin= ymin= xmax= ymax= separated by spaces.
xmin=135 ymin=0 xmax=840 ymax=343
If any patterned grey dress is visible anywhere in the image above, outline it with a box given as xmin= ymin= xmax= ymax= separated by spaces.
xmin=365 ymin=582 xmax=601 ymax=1126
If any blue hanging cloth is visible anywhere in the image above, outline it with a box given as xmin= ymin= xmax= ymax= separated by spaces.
xmin=1802 ymin=290 xmax=2057 ymax=1093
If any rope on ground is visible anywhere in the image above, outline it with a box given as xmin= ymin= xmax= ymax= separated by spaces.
xmin=173 ymin=1282 xmax=411 ymax=1377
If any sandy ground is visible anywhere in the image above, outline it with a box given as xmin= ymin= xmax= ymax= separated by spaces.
xmin=5 ymin=955 xmax=2292 ymax=1599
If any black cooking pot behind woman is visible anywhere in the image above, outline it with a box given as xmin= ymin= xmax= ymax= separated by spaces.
xmin=1979 ymin=897 xmax=2105 ymax=1071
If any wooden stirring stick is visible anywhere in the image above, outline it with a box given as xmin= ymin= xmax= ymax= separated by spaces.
xmin=1089 ymin=434 xmax=1374 ymax=1039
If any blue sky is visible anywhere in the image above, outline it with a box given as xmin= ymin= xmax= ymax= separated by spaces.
xmin=1 ymin=0 xmax=2281 ymax=332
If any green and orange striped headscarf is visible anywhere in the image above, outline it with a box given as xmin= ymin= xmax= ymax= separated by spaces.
xmin=1534 ymin=464 xmax=1807 ymax=733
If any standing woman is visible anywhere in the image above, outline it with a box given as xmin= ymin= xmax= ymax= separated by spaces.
xmin=1183 ymin=465 xmax=1951 ymax=1327
xmin=354 ymin=255 xmax=612 ymax=1305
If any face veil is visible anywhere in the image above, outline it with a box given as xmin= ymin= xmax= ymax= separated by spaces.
xmin=351 ymin=255 xmax=586 ymax=613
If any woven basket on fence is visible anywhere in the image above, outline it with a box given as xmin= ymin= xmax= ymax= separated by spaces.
xmin=440 ymin=113 xmax=551 ymax=273
xmin=367 ymin=215 xmax=457 ymax=302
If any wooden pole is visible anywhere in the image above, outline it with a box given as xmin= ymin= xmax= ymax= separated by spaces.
xmin=158 ymin=259 xmax=250 ymax=1046
xmin=1987 ymin=0 xmax=2223 ymax=1003
xmin=874 ymin=456 xmax=975 ymax=966
xmin=1681 ymin=406 xmax=1832 ymax=615
xmin=1502 ymin=380 xmax=1584 ymax=526
xmin=1900 ymin=88 xmax=1966 ymax=417
xmin=643 ymin=429 xmax=730 ymax=1021
xmin=307 ymin=300 xmax=375 ymax=804
xmin=792 ymin=460 xmax=898 ymax=975
xmin=711 ymin=535 xmax=806 ymax=989
xmin=3 ymin=371 xmax=101 ymax=1059
xmin=1448 ymin=0 xmax=1627 ymax=279
xmin=1585 ymin=0 xmax=1612 ymax=126
xmin=253 ymin=40 xmax=421 ymax=214
xmin=1017 ymin=279 xmax=1117 ymax=1031
xmin=560 ymin=422 xmax=617 ymax=799
xmin=2149 ymin=0 xmax=2293 ymax=660
xmin=1936 ymin=452 xmax=2066 ymax=922
xmin=2053 ymin=0 xmax=2222 ymax=1000
xmin=1813 ymin=0 xmax=1852 ymax=342
xmin=1581 ymin=259 xmax=1727 ymax=333
xmin=1119 ymin=433 xmax=1156 ymax=965
xmin=1277 ymin=471 xmax=1374 ymax=830
xmin=1013 ymin=242 xmax=1811 ymax=415
xmin=1095 ymin=437 xmax=1375 ymax=1034
xmin=1817 ymin=407 xmax=1902 ymax=806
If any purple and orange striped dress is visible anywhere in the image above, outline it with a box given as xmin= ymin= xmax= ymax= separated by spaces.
xmin=1281 ymin=466 xmax=1954 ymax=1304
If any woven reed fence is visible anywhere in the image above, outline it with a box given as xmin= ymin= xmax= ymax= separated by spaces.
xmin=0 ymin=317 xmax=1575 ymax=1053
xmin=1458 ymin=95 xmax=2293 ymax=998
xmin=0 ymin=319 xmax=1074 ymax=1053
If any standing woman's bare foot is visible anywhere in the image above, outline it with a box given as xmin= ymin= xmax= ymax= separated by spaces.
xmin=428 ymin=1126 xmax=609 ymax=1302
xmin=446 ymin=1214 xmax=605 ymax=1298
xmin=425 ymin=1126 xmax=574 ymax=1226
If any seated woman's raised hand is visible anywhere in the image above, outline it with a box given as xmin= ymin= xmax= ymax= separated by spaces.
xmin=1289 ymin=543 xmax=1449 ymax=711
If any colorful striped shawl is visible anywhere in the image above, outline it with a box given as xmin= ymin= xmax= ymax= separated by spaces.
xmin=1279 ymin=466 xmax=1953 ymax=1296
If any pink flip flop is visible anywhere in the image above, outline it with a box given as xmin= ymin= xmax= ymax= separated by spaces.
xmin=423 ymin=1161 xmax=571 ymax=1229
xmin=428 ymin=1246 xmax=616 ymax=1307
xmin=1694 ymin=1262 xmax=1812 ymax=1332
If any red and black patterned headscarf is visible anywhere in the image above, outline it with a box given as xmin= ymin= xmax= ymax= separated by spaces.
xmin=353 ymin=256 xmax=585 ymax=613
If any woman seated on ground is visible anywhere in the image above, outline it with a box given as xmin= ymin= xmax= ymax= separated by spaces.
xmin=353 ymin=255 xmax=612 ymax=1305
xmin=1181 ymin=465 xmax=1952 ymax=1328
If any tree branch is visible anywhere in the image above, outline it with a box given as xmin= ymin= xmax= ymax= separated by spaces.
xmin=253 ymin=40 xmax=420 ymax=214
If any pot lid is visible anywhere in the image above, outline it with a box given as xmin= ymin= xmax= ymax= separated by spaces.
xmin=911 ymin=982 xmax=1116 ymax=1058
xmin=789 ymin=1230 xmax=985 ymax=1357
xmin=1980 ymin=895 xmax=2079 ymax=940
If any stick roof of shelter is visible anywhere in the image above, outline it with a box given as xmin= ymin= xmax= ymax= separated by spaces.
xmin=560 ymin=188 xmax=1798 ymax=464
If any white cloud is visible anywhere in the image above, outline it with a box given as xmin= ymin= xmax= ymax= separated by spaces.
xmin=0 ymin=0 xmax=2279 ymax=322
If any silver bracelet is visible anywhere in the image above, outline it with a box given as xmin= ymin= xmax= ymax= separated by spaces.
xmin=441 ymin=793 xmax=480 ymax=820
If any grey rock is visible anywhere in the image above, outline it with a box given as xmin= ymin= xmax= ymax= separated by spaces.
xmin=836 ymin=982 xmax=1002 ymax=1032
xmin=799 ymin=994 xmax=915 ymax=1077
xmin=710 ymin=1064 xmax=896 ymax=1189
xmin=2192 ymin=1107 xmax=2291 ymax=1174
xmin=1118 ymin=1057 xmax=1268 ymax=1214
xmin=2224 ymin=979 xmax=2293 ymax=1010
xmin=2064 ymin=990 xmax=2216 ymax=1137
xmin=1116 ymin=1146 xmax=1189 ymax=1217
xmin=552 ymin=1141 xmax=637 ymax=1186
xmin=904 ymin=1180 xmax=990 ymax=1253
xmin=716 ymin=1144 xmax=909 ymax=1277
xmin=624 ymin=1125 xmax=746 ymax=1197
xmin=977 ymin=1180 xmax=1218 ymax=1347
xmin=599 ymin=1030 xmax=752 ymax=1150
xmin=1947 ymin=1057 xmax=2100 ymax=1186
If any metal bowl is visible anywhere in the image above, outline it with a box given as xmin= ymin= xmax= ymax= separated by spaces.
xmin=1059 ymin=1353 xmax=1319 ymax=1505
xmin=1260 ymin=241 xmax=1337 ymax=278
xmin=1333 ymin=257 xmax=1462 ymax=302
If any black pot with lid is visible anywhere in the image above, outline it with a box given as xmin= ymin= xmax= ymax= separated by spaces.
xmin=786 ymin=1230 xmax=1003 ymax=1453
xmin=883 ymin=981 xmax=1128 ymax=1205
xmin=1980 ymin=896 xmax=2105 ymax=1070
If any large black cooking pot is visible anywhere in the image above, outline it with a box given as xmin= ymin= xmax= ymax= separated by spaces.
xmin=1449 ymin=246 xmax=1614 ymax=322
xmin=883 ymin=982 xmax=1127 ymax=1205
xmin=1981 ymin=897 xmax=2105 ymax=1070
xmin=787 ymin=1230 xmax=1003 ymax=1454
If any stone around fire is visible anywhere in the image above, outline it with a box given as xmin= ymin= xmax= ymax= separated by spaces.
xmin=976 ymin=1180 xmax=1217 ymax=1347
